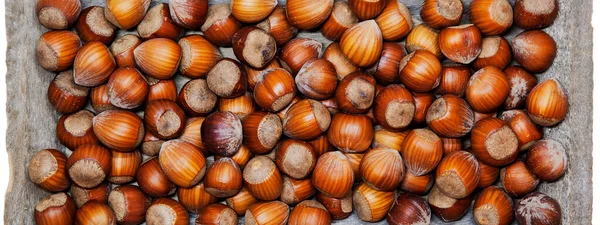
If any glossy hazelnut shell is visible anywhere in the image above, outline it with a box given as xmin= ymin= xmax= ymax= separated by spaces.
xmin=93 ymin=110 xmax=144 ymax=152
xmin=201 ymin=4 xmax=242 ymax=47
xmin=201 ymin=111 xmax=244 ymax=157
xmin=327 ymin=113 xmax=373 ymax=153
xmin=36 ymin=0 xmax=82 ymax=29
xmin=28 ymin=149 xmax=71 ymax=192
xmin=435 ymin=151 xmax=481 ymax=199
xmin=256 ymin=6 xmax=298 ymax=46
xmin=66 ymin=144 xmax=112 ymax=188
xmin=136 ymin=157 xmax=177 ymax=197
xmin=73 ymin=42 xmax=116 ymax=87
xmin=402 ymin=129 xmax=444 ymax=176
xmin=159 ymin=140 xmax=206 ymax=188
xmin=312 ymin=151 xmax=355 ymax=198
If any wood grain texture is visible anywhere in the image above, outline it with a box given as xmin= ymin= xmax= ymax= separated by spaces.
xmin=5 ymin=0 xmax=592 ymax=224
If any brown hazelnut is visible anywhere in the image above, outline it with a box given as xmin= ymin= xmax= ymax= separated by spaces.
xmin=340 ymin=20 xmax=383 ymax=67
xmin=67 ymin=145 xmax=112 ymax=189
xmin=360 ymin=148 xmax=404 ymax=191
xmin=196 ymin=204 xmax=238 ymax=225
xmin=312 ymin=151 xmax=355 ymax=198
xmin=435 ymin=151 xmax=481 ymax=199
xmin=256 ymin=6 xmax=298 ymax=46
xmin=178 ymin=35 xmax=222 ymax=79
xmin=70 ymin=182 xmax=110 ymax=208
xmin=206 ymin=58 xmax=248 ymax=98
xmin=503 ymin=66 xmax=538 ymax=110
xmin=201 ymin=4 xmax=242 ymax=47
xmin=75 ymin=6 xmax=117 ymax=45
xmin=335 ymin=72 xmax=376 ymax=114
xmin=144 ymin=99 xmax=186 ymax=139
xmin=34 ymin=192 xmax=77 ymax=225
xmin=177 ymin=79 xmax=217 ymax=117
xmin=327 ymin=113 xmax=373 ymax=153
xmin=56 ymin=110 xmax=99 ymax=150
xmin=219 ymin=92 xmax=257 ymax=119
xmin=110 ymin=34 xmax=142 ymax=68
xmin=169 ymin=0 xmax=208 ymax=30
xmin=320 ymin=1 xmax=358 ymax=41
xmin=108 ymin=150 xmax=142 ymax=184
xmin=515 ymin=192 xmax=562 ymax=225
xmin=373 ymin=85 xmax=415 ymax=131
xmin=288 ymin=200 xmax=332 ymax=225
xmin=137 ymin=3 xmax=184 ymax=40
xmin=107 ymin=67 xmax=149 ymax=109
xmin=526 ymin=79 xmax=569 ymax=126
xmin=243 ymin=156 xmax=283 ymax=200
xmin=514 ymin=0 xmax=559 ymax=30
xmin=323 ymin=42 xmax=359 ymax=80
xmin=469 ymin=0 xmax=514 ymax=35
xmin=36 ymin=0 xmax=81 ymax=29
xmin=428 ymin=186 xmax=472 ymax=222
xmin=426 ymin=95 xmax=474 ymax=137
xmin=500 ymin=160 xmax=539 ymax=197
xmin=108 ymin=185 xmax=150 ymax=225
xmin=283 ymin=99 xmax=331 ymax=141
xmin=204 ymin=157 xmax=243 ymax=198
xmin=147 ymin=79 xmax=178 ymax=102
xmin=36 ymin=30 xmax=82 ymax=72
xmin=512 ymin=30 xmax=557 ymax=73
xmin=399 ymin=50 xmax=442 ymax=92
xmin=387 ymin=193 xmax=432 ymax=225
xmin=253 ymin=68 xmax=297 ymax=112
xmin=28 ymin=149 xmax=71 ymax=192
xmin=244 ymin=201 xmax=290 ymax=225
xmin=420 ymin=0 xmax=463 ymax=29
xmin=375 ymin=0 xmax=413 ymax=41
xmin=281 ymin=176 xmax=316 ymax=205
xmin=466 ymin=66 xmax=511 ymax=113
xmin=226 ymin=188 xmax=259 ymax=216
xmin=201 ymin=111 xmax=244 ymax=157
xmin=75 ymin=201 xmax=117 ymax=225
xmin=145 ymin=198 xmax=189 ymax=225
xmin=471 ymin=118 xmax=519 ymax=166
xmin=73 ymin=41 xmax=116 ymax=87
xmin=286 ymin=0 xmax=334 ymax=30
xmin=526 ymin=139 xmax=568 ymax=182
xmin=402 ymin=129 xmax=443 ymax=176
xmin=136 ymin=157 xmax=176 ymax=197
xmin=500 ymin=110 xmax=543 ymax=151
xmin=243 ymin=111 xmax=283 ymax=154
xmin=472 ymin=36 xmax=512 ymax=70
xmin=275 ymin=139 xmax=317 ymax=179
xmin=473 ymin=186 xmax=514 ymax=225
xmin=353 ymin=182 xmax=395 ymax=222
xmin=177 ymin=182 xmax=219 ymax=214
xmin=158 ymin=140 xmax=206 ymax=188
xmin=104 ymin=0 xmax=150 ymax=30
xmin=438 ymin=24 xmax=482 ymax=64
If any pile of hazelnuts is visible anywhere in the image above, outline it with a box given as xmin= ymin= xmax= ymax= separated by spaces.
xmin=29 ymin=0 xmax=568 ymax=224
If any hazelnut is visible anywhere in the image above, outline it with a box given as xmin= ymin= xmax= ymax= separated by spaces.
xmin=34 ymin=192 xmax=77 ymax=225
xmin=28 ymin=149 xmax=70 ymax=192
xmin=67 ymin=145 xmax=112 ymax=189
xmin=471 ymin=118 xmax=519 ymax=166
xmin=312 ymin=151 xmax=355 ymax=198
xmin=402 ymin=129 xmax=443 ymax=176
xmin=204 ymin=157 xmax=243 ymax=198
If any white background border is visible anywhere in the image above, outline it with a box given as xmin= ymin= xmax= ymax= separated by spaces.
xmin=0 ymin=1 xmax=596 ymax=225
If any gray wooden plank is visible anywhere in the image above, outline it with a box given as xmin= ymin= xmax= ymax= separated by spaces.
xmin=4 ymin=0 xmax=592 ymax=224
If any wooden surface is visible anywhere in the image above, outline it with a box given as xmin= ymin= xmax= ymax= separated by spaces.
xmin=4 ymin=0 xmax=593 ymax=224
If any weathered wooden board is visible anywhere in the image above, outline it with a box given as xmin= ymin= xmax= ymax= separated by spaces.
xmin=4 ymin=0 xmax=593 ymax=224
